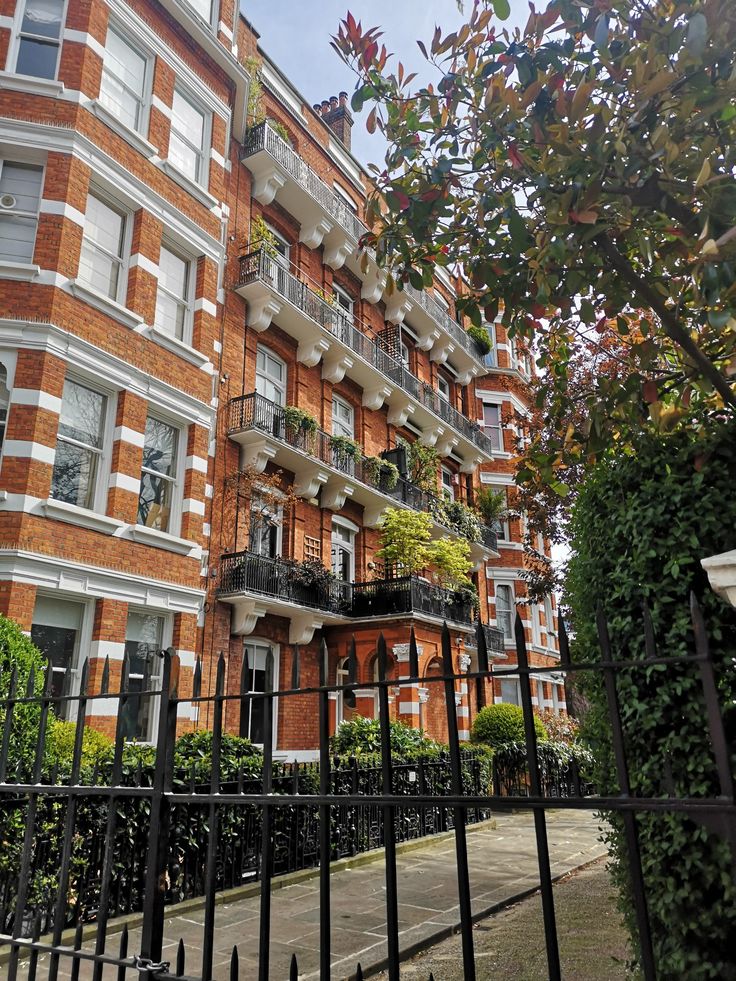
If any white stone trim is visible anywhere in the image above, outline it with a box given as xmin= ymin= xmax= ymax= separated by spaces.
xmin=185 ymin=454 xmax=208 ymax=474
xmin=177 ymin=649 xmax=197 ymax=669
xmin=68 ymin=279 xmax=144 ymax=330
xmin=86 ymin=697 xmax=122 ymax=716
xmin=10 ymin=388 xmax=62 ymax=413
xmin=0 ymin=548 xmax=205 ymax=614
xmin=130 ymin=253 xmax=159 ymax=277
xmin=194 ymin=297 xmax=218 ymax=317
xmin=41 ymin=498 xmax=124 ymax=535
xmin=113 ymin=426 xmax=145 ymax=448
xmin=142 ymin=324 xmax=213 ymax=372
xmin=0 ymin=261 xmax=39 ymax=281
xmin=124 ymin=524 xmax=200 ymax=557
xmin=86 ymin=100 xmax=159 ymax=158
xmin=63 ymin=29 xmax=105 ymax=60
xmin=108 ymin=472 xmax=141 ymax=494
xmin=39 ymin=199 xmax=86 ymax=227
xmin=182 ymin=498 xmax=205 ymax=516
xmin=0 ymin=70 xmax=64 ymax=97
xmin=398 ymin=701 xmax=419 ymax=715
xmin=2 ymin=440 xmax=55 ymax=464
xmin=89 ymin=640 xmax=126 ymax=662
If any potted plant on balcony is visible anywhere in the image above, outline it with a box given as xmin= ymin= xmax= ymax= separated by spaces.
xmin=283 ymin=406 xmax=318 ymax=451
xmin=467 ymin=324 xmax=492 ymax=356
xmin=441 ymin=499 xmax=483 ymax=544
xmin=249 ymin=214 xmax=278 ymax=258
xmin=290 ymin=559 xmax=343 ymax=609
xmin=476 ymin=487 xmax=508 ymax=538
xmin=398 ymin=438 xmax=440 ymax=495
xmin=427 ymin=537 xmax=476 ymax=620
xmin=329 ymin=435 xmax=361 ymax=460
xmin=363 ymin=455 xmax=400 ymax=492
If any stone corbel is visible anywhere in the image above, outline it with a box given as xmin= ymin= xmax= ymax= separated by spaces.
xmin=300 ymin=216 xmax=334 ymax=250
xmin=416 ymin=329 xmax=441 ymax=353
xmin=289 ymin=614 xmax=324 ymax=646
xmin=239 ymin=439 xmax=277 ymax=474
xmin=387 ymin=401 xmax=414 ymax=428
xmin=293 ymin=467 xmax=329 ymax=500
xmin=384 ymin=292 xmax=412 ymax=325
xmin=252 ymin=167 xmax=286 ymax=206
xmin=455 ymin=366 xmax=479 ymax=387
xmin=324 ymin=236 xmax=353 ymax=270
xmin=702 ymin=550 xmax=736 ymax=607
xmin=454 ymin=691 xmax=463 ymax=706
xmin=459 ymin=653 xmax=472 ymax=672
xmin=418 ymin=687 xmax=430 ymax=704
xmin=248 ymin=296 xmax=282 ymax=333
xmin=360 ymin=268 xmax=386 ymax=304
xmin=419 ymin=425 xmax=446 ymax=449
xmin=362 ymin=385 xmax=392 ymax=411
xmin=430 ymin=341 xmax=456 ymax=365
xmin=297 ymin=338 xmax=330 ymax=368
xmin=393 ymin=642 xmax=424 ymax=663
xmin=321 ymin=354 xmax=354 ymax=384
xmin=436 ymin=435 xmax=459 ymax=458
xmin=321 ymin=481 xmax=354 ymax=511
xmin=459 ymin=455 xmax=482 ymax=474
xmin=363 ymin=504 xmax=386 ymax=529
xmin=231 ymin=599 xmax=268 ymax=636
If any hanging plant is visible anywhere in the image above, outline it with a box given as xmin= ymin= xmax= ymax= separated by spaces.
xmin=467 ymin=324 xmax=492 ymax=355
xmin=363 ymin=455 xmax=400 ymax=491
xmin=283 ymin=405 xmax=317 ymax=434
xmin=329 ymin=434 xmax=361 ymax=459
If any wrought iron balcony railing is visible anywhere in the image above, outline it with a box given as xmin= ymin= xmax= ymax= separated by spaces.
xmin=482 ymin=623 xmax=506 ymax=655
xmin=236 ymin=250 xmax=495 ymax=457
xmin=242 ymin=122 xmax=368 ymax=245
xmin=402 ymin=281 xmax=486 ymax=364
xmin=218 ymin=550 xmax=477 ymax=626
xmin=227 ymin=392 xmax=498 ymax=551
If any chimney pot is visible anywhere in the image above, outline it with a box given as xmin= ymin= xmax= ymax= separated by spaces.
xmin=330 ymin=95 xmax=339 ymax=109
xmin=321 ymin=100 xmax=330 ymax=113
xmin=313 ymin=103 xmax=322 ymax=115
xmin=339 ymin=91 xmax=348 ymax=106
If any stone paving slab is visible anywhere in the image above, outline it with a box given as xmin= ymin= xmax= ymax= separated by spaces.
xmin=6 ymin=810 xmax=606 ymax=981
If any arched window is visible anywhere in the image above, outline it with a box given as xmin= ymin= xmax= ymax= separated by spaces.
xmin=0 ymin=363 xmax=8 ymax=453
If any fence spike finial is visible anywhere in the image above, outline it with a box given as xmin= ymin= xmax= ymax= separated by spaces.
xmin=193 ymin=656 xmax=202 ymax=699
xmin=290 ymin=953 xmax=299 ymax=981
xmin=264 ymin=646 xmax=274 ymax=695
xmin=476 ymin=617 xmax=489 ymax=674
xmin=229 ymin=945 xmax=239 ymax=981
xmin=241 ymin=646 xmax=250 ymax=694
xmin=176 ymin=938 xmax=185 ymax=977
xmin=409 ymin=626 xmax=420 ymax=679
xmin=319 ymin=636 xmax=329 ymax=687
xmin=100 ymin=655 xmax=110 ymax=695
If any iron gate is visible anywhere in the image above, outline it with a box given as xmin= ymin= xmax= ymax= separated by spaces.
xmin=0 ymin=595 xmax=733 ymax=980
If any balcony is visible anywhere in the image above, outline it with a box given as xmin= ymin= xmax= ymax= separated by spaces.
xmin=386 ymin=281 xmax=488 ymax=384
xmin=241 ymin=122 xmax=371 ymax=273
xmin=234 ymin=250 xmax=495 ymax=466
xmin=227 ymin=392 xmax=498 ymax=563
xmin=217 ymin=551 xmax=478 ymax=640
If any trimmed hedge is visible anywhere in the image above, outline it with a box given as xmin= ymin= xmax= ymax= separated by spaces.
xmin=565 ymin=424 xmax=736 ymax=979
xmin=470 ymin=703 xmax=546 ymax=749
xmin=0 ymin=615 xmax=46 ymax=774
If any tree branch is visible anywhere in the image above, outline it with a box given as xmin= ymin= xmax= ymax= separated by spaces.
xmin=595 ymin=235 xmax=736 ymax=409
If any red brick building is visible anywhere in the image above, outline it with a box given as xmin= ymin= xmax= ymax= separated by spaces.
xmin=0 ymin=0 xmax=563 ymax=755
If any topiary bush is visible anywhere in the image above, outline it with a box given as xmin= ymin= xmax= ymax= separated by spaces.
xmin=470 ymin=702 xmax=547 ymax=749
xmin=565 ymin=424 xmax=736 ymax=979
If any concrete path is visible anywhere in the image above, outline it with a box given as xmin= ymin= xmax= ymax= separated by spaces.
xmin=15 ymin=810 xmax=606 ymax=981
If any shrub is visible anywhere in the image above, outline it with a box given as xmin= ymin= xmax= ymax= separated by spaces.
xmin=330 ymin=717 xmax=440 ymax=759
xmin=470 ymin=703 xmax=546 ymax=749
xmin=565 ymin=424 xmax=736 ymax=979
xmin=467 ymin=324 xmax=492 ymax=354
xmin=45 ymin=718 xmax=115 ymax=776
xmin=538 ymin=710 xmax=579 ymax=745
xmin=0 ymin=615 xmax=46 ymax=776
xmin=173 ymin=730 xmax=262 ymax=784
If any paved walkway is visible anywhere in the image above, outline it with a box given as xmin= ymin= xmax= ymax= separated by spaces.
xmin=19 ymin=810 xmax=606 ymax=981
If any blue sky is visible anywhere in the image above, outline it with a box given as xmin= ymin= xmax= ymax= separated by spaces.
xmin=243 ymin=1 xmax=529 ymax=167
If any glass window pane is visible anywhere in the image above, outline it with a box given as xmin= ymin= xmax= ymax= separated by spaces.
xmin=0 ymin=162 xmax=44 ymax=214
xmin=16 ymin=37 xmax=58 ymax=78
xmin=137 ymin=472 xmax=173 ymax=530
xmin=0 ymin=215 xmax=37 ymax=263
xmin=58 ymin=380 xmax=106 ymax=447
xmin=142 ymin=417 xmax=177 ymax=476
xmin=50 ymin=440 xmax=97 ymax=507
xmin=84 ymin=194 xmax=125 ymax=257
xmin=122 ymin=612 xmax=163 ymax=741
xmin=78 ymin=241 xmax=119 ymax=297
xmin=168 ymin=134 xmax=199 ymax=181
xmin=154 ymin=291 xmax=184 ymax=339
xmin=158 ymin=246 xmax=188 ymax=297
xmin=31 ymin=596 xmax=83 ymax=715
xmin=21 ymin=0 xmax=64 ymax=39
xmin=172 ymin=91 xmax=204 ymax=145
xmin=185 ymin=0 xmax=212 ymax=22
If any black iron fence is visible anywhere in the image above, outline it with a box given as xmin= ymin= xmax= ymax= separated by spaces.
xmin=0 ymin=599 xmax=733 ymax=980
xmin=217 ymin=551 xmax=482 ymax=627
xmin=236 ymin=248 xmax=496 ymax=457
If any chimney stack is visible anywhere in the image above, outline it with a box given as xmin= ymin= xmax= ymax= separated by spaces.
xmin=316 ymin=90 xmax=353 ymax=151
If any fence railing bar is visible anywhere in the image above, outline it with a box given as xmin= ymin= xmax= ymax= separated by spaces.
xmin=441 ymin=622 xmax=476 ymax=980
xmin=596 ymin=604 xmax=657 ymax=981
xmin=201 ymin=654 xmax=225 ymax=981
xmin=116 ymin=923 xmax=129 ymax=981
xmin=377 ymin=632 xmax=400 ymax=980
xmin=0 ymin=666 xmax=17 ymax=783
xmin=318 ymin=638 xmax=332 ymax=981
xmin=257 ymin=648 xmax=275 ymax=981
xmin=514 ymin=611 xmax=560 ymax=981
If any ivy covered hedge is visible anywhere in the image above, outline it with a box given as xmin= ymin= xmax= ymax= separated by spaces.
xmin=565 ymin=425 xmax=736 ymax=980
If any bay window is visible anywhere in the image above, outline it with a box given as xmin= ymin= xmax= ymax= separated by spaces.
xmin=169 ymin=88 xmax=208 ymax=186
xmin=78 ymin=191 xmax=128 ymax=301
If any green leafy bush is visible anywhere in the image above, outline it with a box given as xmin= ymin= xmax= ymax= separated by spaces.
xmin=330 ymin=717 xmax=441 ymax=759
xmin=173 ymin=730 xmax=262 ymax=784
xmin=45 ymin=718 xmax=115 ymax=775
xmin=0 ymin=615 xmax=46 ymax=776
xmin=467 ymin=324 xmax=492 ymax=355
xmin=470 ymin=703 xmax=546 ymax=749
xmin=565 ymin=425 xmax=736 ymax=979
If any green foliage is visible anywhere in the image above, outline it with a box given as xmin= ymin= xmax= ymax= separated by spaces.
xmin=565 ymin=424 xmax=736 ymax=979
xmin=0 ymin=615 xmax=46 ymax=776
xmin=250 ymin=214 xmax=278 ymax=256
xmin=283 ymin=405 xmax=317 ymax=434
xmin=467 ymin=324 xmax=492 ymax=355
xmin=470 ymin=703 xmax=546 ymax=749
xmin=329 ymin=434 xmax=361 ymax=459
xmin=267 ymin=118 xmax=290 ymax=144
xmin=330 ymin=716 xmax=441 ymax=758
xmin=45 ymin=718 xmax=115 ymax=776
xmin=475 ymin=487 xmax=507 ymax=526
xmin=363 ymin=455 xmax=400 ymax=491
xmin=436 ymin=498 xmax=483 ymax=543
xmin=376 ymin=507 xmax=434 ymax=575
xmin=242 ymin=55 xmax=265 ymax=125
xmin=333 ymin=1 xmax=736 ymax=492
xmin=173 ymin=730 xmax=262 ymax=784
xmin=538 ymin=710 xmax=579 ymax=746
xmin=428 ymin=535 xmax=473 ymax=590
xmin=399 ymin=439 xmax=440 ymax=494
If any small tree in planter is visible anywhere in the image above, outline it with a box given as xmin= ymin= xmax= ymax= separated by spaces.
xmin=376 ymin=508 xmax=433 ymax=577
xmin=283 ymin=406 xmax=318 ymax=451
xmin=476 ymin=487 xmax=508 ymax=527
xmin=398 ymin=438 xmax=440 ymax=495
xmin=329 ymin=435 xmax=361 ymax=460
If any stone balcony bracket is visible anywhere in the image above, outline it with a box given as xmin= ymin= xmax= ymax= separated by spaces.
xmin=248 ymin=295 xmax=282 ymax=333
xmin=387 ymin=401 xmax=415 ymax=429
xmin=702 ymin=550 xmax=736 ymax=607
xmin=384 ymin=293 xmax=412 ymax=325
xmin=299 ymin=216 xmax=334 ymax=250
xmin=419 ymin=425 xmax=446 ymax=449
xmin=360 ymin=268 xmax=386 ymax=304
xmin=362 ymin=384 xmax=393 ymax=411
xmin=416 ymin=329 xmax=441 ymax=353
xmin=231 ymin=599 xmax=268 ymax=636
xmin=436 ymin=435 xmax=459 ymax=458
xmin=297 ymin=337 xmax=331 ymax=368
xmin=238 ymin=437 xmax=278 ymax=474
xmin=459 ymin=454 xmax=483 ymax=474
xmin=363 ymin=504 xmax=387 ymax=529
xmin=321 ymin=481 xmax=355 ymax=511
xmin=324 ymin=233 xmax=354 ymax=270
xmin=293 ymin=467 xmax=329 ymax=500
xmin=321 ymin=353 xmax=354 ymax=384
xmin=455 ymin=366 xmax=479 ymax=387
xmin=430 ymin=341 xmax=456 ymax=365
xmin=252 ymin=166 xmax=286 ymax=206
xmin=289 ymin=613 xmax=324 ymax=645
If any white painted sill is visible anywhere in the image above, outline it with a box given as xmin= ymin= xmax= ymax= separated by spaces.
xmin=159 ymin=160 xmax=219 ymax=210
xmin=127 ymin=523 xmax=200 ymax=557
xmin=68 ymin=280 xmax=144 ymax=329
xmin=141 ymin=324 xmax=212 ymax=370
xmin=41 ymin=498 xmax=124 ymax=535
xmin=87 ymin=100 xmax=158 ymax=158
xmin=0 ymin=261 xmax=40 ymax=282
xmin=0 ymin=71 xmax=64 ymax=98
